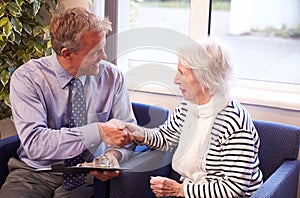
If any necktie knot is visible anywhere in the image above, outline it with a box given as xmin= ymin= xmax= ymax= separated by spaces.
xmin=71 ymin=78 xmax=84 ymax=95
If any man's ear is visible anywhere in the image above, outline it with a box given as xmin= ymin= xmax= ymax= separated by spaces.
xmin=61 ymin=48 xmax=72 ymax=59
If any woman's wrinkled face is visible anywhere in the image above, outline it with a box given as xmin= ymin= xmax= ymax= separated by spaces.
xmin=72 ymin=31 xmax=107 ymax=76
xmin=174 ymin=58 xmax=207 ymax=104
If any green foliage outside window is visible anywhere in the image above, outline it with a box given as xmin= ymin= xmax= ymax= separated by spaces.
xmin=0 ymin=0 xmax=59 ymax=119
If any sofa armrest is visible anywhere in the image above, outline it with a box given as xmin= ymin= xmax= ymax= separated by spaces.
xmin=120 ymin=149 xmax=173 ymax=172
xmin=251 ymin=160 xmax=300 ymax=198
xmin=0 ymin=135 xmax=20 ymax=187
xmin=108 ymin=149 xmax=173 ymax=198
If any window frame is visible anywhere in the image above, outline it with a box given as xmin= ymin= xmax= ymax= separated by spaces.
xmin=103 ymin=0 xmax=300 ymax=111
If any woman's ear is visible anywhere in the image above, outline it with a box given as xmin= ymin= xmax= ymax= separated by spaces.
xmin=60 ymin=48 xmax=72 ymax=59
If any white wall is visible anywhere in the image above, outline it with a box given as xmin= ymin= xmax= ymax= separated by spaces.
xmin=59 ymin=0 xmax=89 ymax=9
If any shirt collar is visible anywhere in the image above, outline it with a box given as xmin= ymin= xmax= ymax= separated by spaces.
xmin=51 ymin=53 xmax=86 ymax=88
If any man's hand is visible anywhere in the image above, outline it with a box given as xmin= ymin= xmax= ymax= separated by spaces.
xmin=90 ymin=169 xmax=119 ymax=182
xmin=98 ymin=119 xmax=134 ymax=147
xmin=150 ymin=176 xmax=184 ymax=197
xmin=90 ymin=151 xmax=120 ymax=181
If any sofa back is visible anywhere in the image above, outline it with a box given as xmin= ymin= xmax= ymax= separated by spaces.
xmin=253 ymin=119 xmax=300 ymax=181
xmin=131 ymin=102 xmax=169 ymax=128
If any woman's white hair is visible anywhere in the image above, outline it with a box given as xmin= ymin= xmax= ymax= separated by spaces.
xmin=177 ymin=37 xmax=234 ymax=95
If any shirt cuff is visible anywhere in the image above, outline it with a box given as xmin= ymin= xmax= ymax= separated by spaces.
xmin=79 ymin=123 xmax=101 ymax=150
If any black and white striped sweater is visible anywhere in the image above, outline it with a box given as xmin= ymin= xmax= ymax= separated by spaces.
xmin=144 ymin=100 xmax=263 ymax=197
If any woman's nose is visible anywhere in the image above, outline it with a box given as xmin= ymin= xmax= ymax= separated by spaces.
xmin=174 ymin=72 xmax=180 ymax=85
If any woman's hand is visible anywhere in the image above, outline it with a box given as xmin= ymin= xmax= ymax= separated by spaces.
xmin=150 ymin=176 xmax=184 ymax=197
xmin=107 ymin=119 xmax=146 ymax=144
xmin=122 ymin=121 xmax=145 ymax=143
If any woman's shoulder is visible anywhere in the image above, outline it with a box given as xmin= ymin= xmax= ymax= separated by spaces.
xmin=165 ymin=100 xmax=189 ymax=125
xmin=174 ymin=100 xmax=189 ymax=115
xmin=214 ymin=99 xmax=255 ymax=137
xmin=222 ymin=99 xmax=250 ymax=118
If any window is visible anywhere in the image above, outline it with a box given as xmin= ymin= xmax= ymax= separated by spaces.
xmin=96 ymin=0 xmax=300 ymax=110
xmin=209 ymin=0 xmax=300 ymax=110
xmin=210 ymin=0 xmax=300 ymax=84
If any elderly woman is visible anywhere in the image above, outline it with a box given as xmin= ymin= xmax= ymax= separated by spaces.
xmin=120 ymin=38 xmax=263 ymax=197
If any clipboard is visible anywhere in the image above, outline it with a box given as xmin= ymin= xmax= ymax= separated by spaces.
xmin=35 ymin=164 xmax=129 ymax=173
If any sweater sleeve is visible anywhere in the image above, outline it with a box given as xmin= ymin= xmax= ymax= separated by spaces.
xmin=144 ymin=101 xmax=187 ymax=151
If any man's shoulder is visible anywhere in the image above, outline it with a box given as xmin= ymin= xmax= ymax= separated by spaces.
xmin=13 ymin=56 xmax=51 ymax=75
xmin=99 ymin=60 xmax=117 ymax=69
xmin=99 ymin=60 xmax=123 ymax=77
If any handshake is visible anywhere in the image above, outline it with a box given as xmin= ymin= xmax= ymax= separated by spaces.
xmin=97 ymin=119 xmax=145 ymax=148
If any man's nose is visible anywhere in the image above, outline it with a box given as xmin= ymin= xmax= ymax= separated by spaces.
xmin=99 ymin=51 xmax=107 ymax=60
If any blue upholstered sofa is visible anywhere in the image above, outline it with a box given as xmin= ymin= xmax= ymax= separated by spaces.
xmin=0 ymin=103 xmax=299 ymax=198
xmin=94 ymin=107 xmax=300 ymax=198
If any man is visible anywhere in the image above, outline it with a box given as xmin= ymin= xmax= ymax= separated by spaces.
xmin=0 ymin=7 xmax=135 ymax=198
